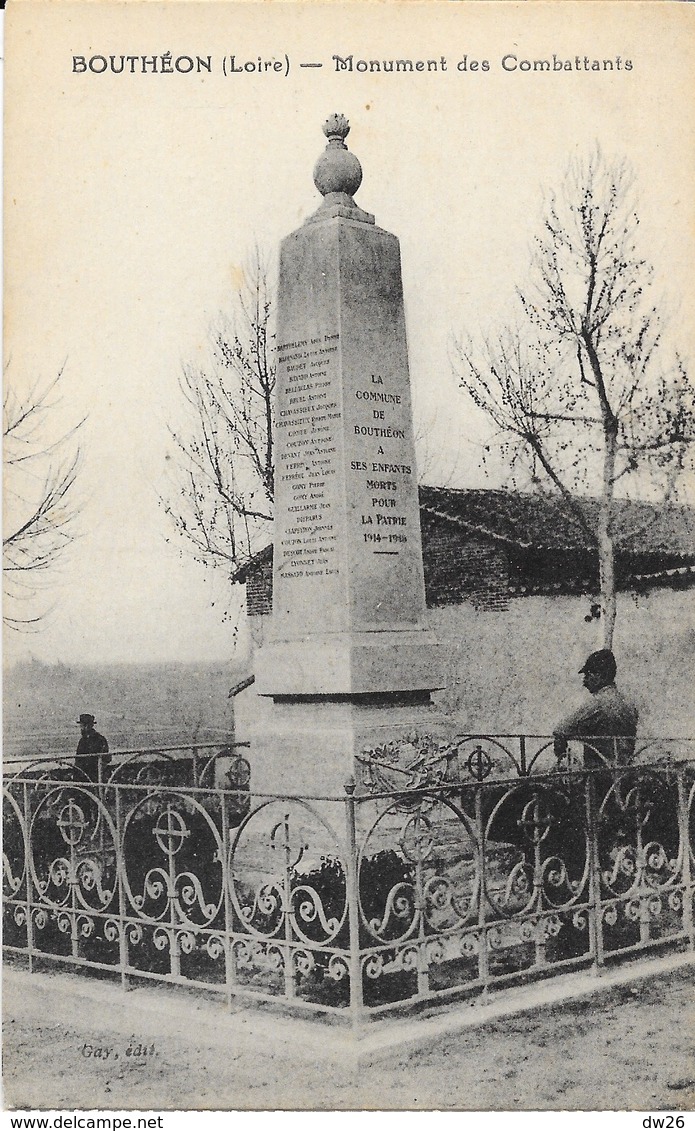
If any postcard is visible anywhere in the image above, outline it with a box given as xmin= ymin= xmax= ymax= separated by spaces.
xmin=4 ymin=0 xmax=695 ymax=1114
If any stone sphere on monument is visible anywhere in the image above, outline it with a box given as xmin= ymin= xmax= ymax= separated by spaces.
xmin=313 ymin=112 xmax=363 ymax=200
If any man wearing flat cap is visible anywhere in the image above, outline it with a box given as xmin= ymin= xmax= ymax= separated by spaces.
xmin=553 ymin=649 xmax=638 ymax=767
xmin=75 ymin=713 xmax=111 ymax=782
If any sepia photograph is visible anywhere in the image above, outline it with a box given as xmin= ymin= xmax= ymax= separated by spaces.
xmin=3 ymin=0 xmax=695 ymax=1114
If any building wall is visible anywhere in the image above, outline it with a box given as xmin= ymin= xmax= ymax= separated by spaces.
xmin=421 ymin=524 xmax=509 ymax=610
xmin=429 ymin=587 xmax=694 ymax=737
xmin=235 ymin=588 xmax=695 ymax=743
xmin=246 ymin=553 xmax=273 ymax=617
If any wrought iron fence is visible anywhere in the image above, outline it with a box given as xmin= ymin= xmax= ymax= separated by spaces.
xmin=2 ymin=740 xmax=250 ymax=792
xmin=3 ymin=737 xmax=694 ymax=1024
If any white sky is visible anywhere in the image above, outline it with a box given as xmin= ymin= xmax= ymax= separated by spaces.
xmin=4 ymin=0 xmax=695 ymax=664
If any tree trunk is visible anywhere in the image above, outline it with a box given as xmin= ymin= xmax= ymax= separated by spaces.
xmin=598 ymin=421 xmax=618 ymax=651
xmin=582 ymin=327 xmax=619 ymax=651
xmin=598 ymin=513 xmax=616 ymax=649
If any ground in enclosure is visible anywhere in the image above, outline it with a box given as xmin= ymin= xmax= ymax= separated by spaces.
xmin=3 ymin=959 xmax=694 ymax=1111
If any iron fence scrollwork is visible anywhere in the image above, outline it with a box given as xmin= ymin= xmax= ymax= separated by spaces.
xmin=3 ymin=738 xmax=694 ymax=1021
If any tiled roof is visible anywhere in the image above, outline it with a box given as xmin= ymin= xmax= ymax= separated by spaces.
xmin=232 ymin=543 xmax=273 ymax=585
xmin=418 ymin=486 xmax=695 ymax=557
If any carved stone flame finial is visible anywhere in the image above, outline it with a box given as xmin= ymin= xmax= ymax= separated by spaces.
xmin=322 ymin=113 xmax=351 ymax=145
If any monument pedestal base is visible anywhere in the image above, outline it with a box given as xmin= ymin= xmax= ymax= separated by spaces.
xmin=248 ymin=694 xmax=457 ymax=798
xmin=255 ymin=631 xmax=446 ymax=698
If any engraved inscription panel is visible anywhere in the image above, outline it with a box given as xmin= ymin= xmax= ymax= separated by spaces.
xmin=272 ymin=220 xmax=428 ymax=640
xmin=272 ymin=229 xmax=347 ymax=636
xmin=340 ymin=225 xmax=427 ymax=630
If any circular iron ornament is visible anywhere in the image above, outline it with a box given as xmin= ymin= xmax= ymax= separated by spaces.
xmin=465 ymin=745 xmax=493 ymax=782
xmin=357 ymin=792 xmax=480 ymax=944
xmin=178 ymin=929 xmax=197 ymax=954
xmin=153 ymin=927 xmax=171 ymax=952
xmin=486 ymin=926 xmax=503 ymax=951
xmin=326 ymin=954 xmax=349 ymax=982
xmin=520 ymin=919 xmax=536 ymax=943
xmin=363 ymin=953 xmax=384 ymax=980
xmin=572 ymin=909 xmax=588 ymax=932
xmin=597 ymin=770 xmax=680 ymax=899
xmin=121 ymin=790 xmax=224 ymax=928
xmin=399 ymin=812 xmax=434 ymax=863
xmin=518 ymin=794 xmax=552 ymax=846
xmin=104 ymin=919 xmax=121 ymax=943
xmin=57 ymin=912 xmax=72 ymax=934
xmin=269 ymin=815 xmax=308 ymax=870
xmin=27 ymin=788 xmax=118 ymax=914
xmin=128 ymin=923 xmax=144 ymax=946
xmin=294 ymin=949 xmax=315 ymax=977
xmin=669 ymin=891 xmax=683 ymax=912
xmin=484 ymin=780 xmax=587 ymax=919
xmin=460 ymin=932 xmax=479 ymax=957
xmin=153 ymin=806 xmax=190 ymax=857
xmin=453 ymin=735 xmax=531 ymax=778
xmin=543 ymin=913 xmax=563 ymax=938
xmin=227 ymin=798 xmax=347 ymax=946
xmin=57 ymin=800 xmax=88 ymax=846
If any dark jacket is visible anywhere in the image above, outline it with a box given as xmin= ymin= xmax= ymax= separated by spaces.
xmin=75 ymin=729 xmax=110 ymax=782
xmin=554 ymin=684 xmax=638 ymax=767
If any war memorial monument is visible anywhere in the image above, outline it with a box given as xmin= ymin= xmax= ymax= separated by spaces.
xmin=3 ymin=113 xmax=692 ymax=1098
xmin=252 ymin=113 xmax=449 ymax=796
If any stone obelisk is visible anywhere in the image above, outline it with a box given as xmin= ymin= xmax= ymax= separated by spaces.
xmin=253 ymin=114 xmax=446 ymax=795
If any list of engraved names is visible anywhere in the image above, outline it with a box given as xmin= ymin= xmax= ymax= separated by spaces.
xmin=275 ymin=332 xmax=342 ymax=581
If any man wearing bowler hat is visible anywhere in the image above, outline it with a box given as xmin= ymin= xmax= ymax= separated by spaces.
xmin=553 ymin=649 xmax=638 ymax=767
xmin=75 ymin=713 xmax=111 ymax=782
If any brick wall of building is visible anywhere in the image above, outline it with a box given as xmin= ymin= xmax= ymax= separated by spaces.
xmin=421 ymin=519 xmax=509 ymax=611
xmin=246 ymin=552 xmax=273 ymax=617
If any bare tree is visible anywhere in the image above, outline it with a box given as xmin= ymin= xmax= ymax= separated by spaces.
xmin=453 ymin=151 xmax=695 ymax=648
xmin=162 ymin=251 xmax=275 ymax=579
xmin=3 ymin=367 xmax=83 ymax=628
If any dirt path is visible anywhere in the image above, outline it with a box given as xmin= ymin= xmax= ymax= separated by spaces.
xmin=3 ymin=961 xmax=695 ymax=1111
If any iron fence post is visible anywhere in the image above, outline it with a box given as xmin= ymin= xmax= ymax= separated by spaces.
xmin=344 ymin=778 xmax=364 ymax=1026
xmin=475 ymin=785 xmax=489 ymax=992
xmin=532 ymin=791 xmax=547 ymax=969
xmin=408 ymin=804 xmax=431 ymax=998
xmin=587 ymin=772 xmax=605 ymax=973
xmin=280 ymin=810 xmax=296 ymax=999
xmin=519 ymin=734 xmax=527 ymax=777
xmin=115 ymin=784 xmax=131 ymax=991
xmin=678 ymin=768 xmax=694 ymax=950
xmin=69 ymin=808 xmax=79 ymax=960
xmin=23 ymin=781 xmax=35 ymax=973
xmin=163 ymin=802 xmax=182 ymax=978
xmin=97 ymin=755 xmax=104 ymax=842
xmin=635 ymin=776 xmax=651 ymax=946
xmin=220 ymin=787 xmax=237 ymax=1009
